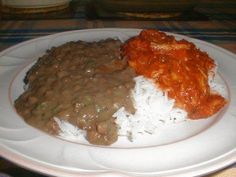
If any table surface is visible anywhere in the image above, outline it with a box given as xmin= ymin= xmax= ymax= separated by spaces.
xmin=0 ymin=2 xmax=236 ymax=177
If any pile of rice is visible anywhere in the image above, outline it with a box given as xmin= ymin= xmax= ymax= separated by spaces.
xmin=54 ymin=71 xmax=226 ymax=142
xmin=113 ymin=76 xmax=187 ymax=140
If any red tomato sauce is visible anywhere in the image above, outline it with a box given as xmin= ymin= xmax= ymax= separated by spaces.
xmin=122 ymin=29 xmax=227 ymax=119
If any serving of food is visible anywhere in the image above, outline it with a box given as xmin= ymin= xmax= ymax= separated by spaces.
xmin=14 ymin=29 xmax=227 ymax=146
xmin=0 ymin=28 xmax=235 ymax=177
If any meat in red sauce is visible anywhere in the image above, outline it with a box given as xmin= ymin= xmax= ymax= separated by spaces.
xmin=122 ymin=29 xmax=227 ymax=119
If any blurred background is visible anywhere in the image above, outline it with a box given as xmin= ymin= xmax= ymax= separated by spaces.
xmin=0 ymin=0 xmax=235 ymax=20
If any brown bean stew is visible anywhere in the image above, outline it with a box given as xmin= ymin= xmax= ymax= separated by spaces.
xmin=15 ymin=39 xmax=136 ymax=145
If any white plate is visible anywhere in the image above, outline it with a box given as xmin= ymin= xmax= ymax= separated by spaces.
xmin=0 ymin=28 xmax=236 ymax=177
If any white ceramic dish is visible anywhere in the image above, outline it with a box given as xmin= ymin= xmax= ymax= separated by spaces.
xmin=0 ymin=28 xmax=235 ymax=177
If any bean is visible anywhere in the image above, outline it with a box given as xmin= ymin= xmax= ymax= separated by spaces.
xmin=28 ymin=96 xmax=38 ymax=104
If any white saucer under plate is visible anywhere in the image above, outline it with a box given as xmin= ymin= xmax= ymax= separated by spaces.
xmin=0 ymin=28 xmax=235 ymax=177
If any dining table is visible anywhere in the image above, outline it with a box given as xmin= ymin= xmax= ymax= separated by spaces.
xmin=0 ymin=1 xmax=236 ymax=177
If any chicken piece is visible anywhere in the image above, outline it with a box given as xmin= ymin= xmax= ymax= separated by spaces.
xmin=122 ymin=29 xmax=227 ymax=119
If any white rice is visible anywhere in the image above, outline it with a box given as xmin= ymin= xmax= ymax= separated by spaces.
xmin=54 ymin=117 xmax=86 ymax=141
xmin=114 ymin=76 xmax=187 ymax=140
xmin=54 ymin=71 xmax=226 ymax=142
xmin=209 ymin=78 xmax=227 ymax=98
